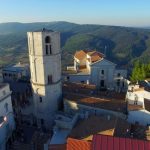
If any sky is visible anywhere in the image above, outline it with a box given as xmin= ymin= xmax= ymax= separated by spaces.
xmin=0 ymin=0 xmax=150 ymax=27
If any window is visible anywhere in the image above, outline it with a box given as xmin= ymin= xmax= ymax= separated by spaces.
xmin=46 ymin=45 xmax=48 ymax=55
xmin=117 ymin=79 xmax=120 ymax=86
xmin=2 ymin=90 xmax=6 ymax=96
xmin=117 ymin=73 xmax=121 ymax=77
xmin=122 ymin=82 xmax=125 ymax=87
xmin=48 ymin=75 xmax=52 ymax=84
xmin=4 ymin=103 xmax=8 ymax=113
xmin=134 ymin=101 xmax=137 ymax=105
xmin=39 ymin=97 xmax=42 ymax=103
xmin=100 ymin=80 xmax=105 ymax=87
xmin=49 ymin=45 xmax=52 ymax=54
xmin=9 ymin=74 xmax=12 ymax=77
xmin=45 ymin=36 xmax=50 ymax=43
xmin=41 ymin=119 xmax=44 ymax=125
xmin=134 ymin=94 xmax=138 ymax=105
xmin=101 ymin=70 xmax=104 ymax=75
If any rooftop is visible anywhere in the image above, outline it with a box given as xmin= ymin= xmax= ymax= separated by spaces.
xmin=69 ymin=115 xmax=148 ymax=142
xmin=63 ymin=67 xmax=90 ymax=75
xmin=67 ymin=138 xmax=91 ymax=150
xmin=63 ymin=82 xmax=126 ymax=113
xmin=74 ymin=50 xmax=104 ymax=63
xmin=74 ymin=50 xmax=87 ymax=60
xmin=69 ymin=115 xmax=116 ymax=141
xmin=2 ymin=63 xmax=29 ymax=72
xmin=92 ymin=134 xmax=150 ymax=150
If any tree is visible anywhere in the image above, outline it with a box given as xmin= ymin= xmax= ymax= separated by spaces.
xmin=130 ymin=61 xmax=146 ymax=82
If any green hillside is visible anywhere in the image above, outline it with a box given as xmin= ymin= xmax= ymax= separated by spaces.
xmin=0 ymin=21 xmax=150 ymax=70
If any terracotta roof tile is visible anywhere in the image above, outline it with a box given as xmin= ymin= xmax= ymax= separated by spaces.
xmin=74 ymin=50 xmax=87 ymax=60
xmin=67 ymin=138 xmax=92 ymax=150
xmin=64 ymin=93 xmax=126 ymax=113
xmin=63 ymin=82 xmax=126 ymax=113
xmin=69 ymin=116 xmax=116 ymax=140
xmin=74 ymin=50 xmax=104 ymax=63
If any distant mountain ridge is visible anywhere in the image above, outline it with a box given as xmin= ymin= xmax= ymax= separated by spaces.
xmin=0 ymin=21 xmax=150 ymax=69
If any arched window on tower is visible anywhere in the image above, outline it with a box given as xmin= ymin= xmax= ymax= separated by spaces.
xmin=45 ymin=36 xmax=50 ymax=43
xmin=45 ymin=36 xmax=52 ymax=55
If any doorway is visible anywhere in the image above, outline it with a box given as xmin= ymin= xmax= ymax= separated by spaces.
xmin=100 ymin=80 xmax=105 ymax=87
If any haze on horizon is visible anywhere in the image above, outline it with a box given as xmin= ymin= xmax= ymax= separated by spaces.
xmin=0 ymin=0 xmax=150 ymax=27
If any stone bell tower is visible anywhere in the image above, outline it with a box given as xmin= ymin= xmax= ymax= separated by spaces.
xmin=27 ymin=29 xmax=62 ymax=128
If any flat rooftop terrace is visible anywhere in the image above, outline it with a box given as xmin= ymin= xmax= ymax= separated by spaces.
xmin=63 ymin=82 xmax=127 ymax=113
xmin=63 ymin=68 xmax=90 ymax=75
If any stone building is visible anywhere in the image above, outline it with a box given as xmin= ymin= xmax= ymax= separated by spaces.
xmin=0 ymin=83 xmax=15 ymax=150
xmin=2 ymin=63 xmax=30 ymax=82
xmin=27 ymin=29 xmax=62 ymax=128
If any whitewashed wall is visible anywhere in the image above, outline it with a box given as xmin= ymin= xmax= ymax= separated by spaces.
xmin=62 ymin=74 xmax=90 ymax=84
xmin=90 ymin=59 xmax=116 ymax=88
xmin=0 ymin=84 xmax=15 ymax=150
xmin=128 ymin=110 xmax=150 ymax=126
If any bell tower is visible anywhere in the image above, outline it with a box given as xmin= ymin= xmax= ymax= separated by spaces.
xmin=27 ymin=29 xmax=62 ymax=128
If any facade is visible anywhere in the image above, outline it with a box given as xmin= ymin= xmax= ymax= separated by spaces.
xmin=27 ymin=29 xmax=62 ymax=128
xmin=2 ymin=63 xmax=30 ymax=82
xmin=0 ymin=83 xmax=15 ymax=150
xmin=65 ymin=50 xmax=127 ymax=91
xmin=126 ymin=84 xmax=150 ymax=126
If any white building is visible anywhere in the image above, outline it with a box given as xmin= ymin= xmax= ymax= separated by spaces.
xmin=65 ymin=50 xmax=127 ymax=91
xmin=27 ymin=29 xmax=62 ymax=128
xmin=126 ymin=84 xmax=150 ymax=126
xmin=0 ymin=83 xmax=15 ymax=150
xmin=2 ymin=63 xmax=30 ymax=82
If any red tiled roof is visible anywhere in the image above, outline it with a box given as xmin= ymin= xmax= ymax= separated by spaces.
xmin=67 ymin=138 xmax=92 ymax=150
xmin=74 ymin=50 xmax=87 ymax=60
xmin=74 ymin=50 xmax=104 ymax=63
xmin=87 ymin=51 xmax=104 ymax=57
xmin=87 ymin=51 xmax=104 ymax=63
xmin=92 ymin=134 xmax=150 ymax=150
xmin=69 ymin=116 xmax=116 ymax=141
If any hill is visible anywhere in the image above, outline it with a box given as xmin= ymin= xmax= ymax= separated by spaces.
xmin=0 ymin=21 xmax=150 ymax=70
